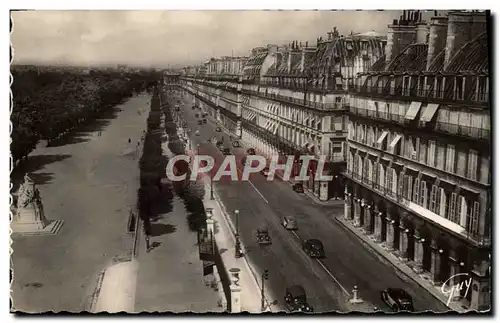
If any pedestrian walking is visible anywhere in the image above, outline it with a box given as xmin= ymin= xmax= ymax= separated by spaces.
xmin=143 ymin=215 xmax=152 ymax=252
xmin=128 ymin=138 xmax=131 ymax=144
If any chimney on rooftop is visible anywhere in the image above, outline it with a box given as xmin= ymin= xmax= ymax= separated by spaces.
xmin=443 ymin=11 xmax=487 ymax=70
xmin=384 ymin=11 xmax=417 ymax=67
xmin=425 ymin=15 xmax=448 ymax=70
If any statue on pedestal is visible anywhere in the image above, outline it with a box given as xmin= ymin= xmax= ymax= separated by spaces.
xmin=12 ymin=174 xmax=50 ymax=231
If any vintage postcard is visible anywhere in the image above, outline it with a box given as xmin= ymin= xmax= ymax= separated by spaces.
xmin=9 ymin=9 xmax=491 ymax=314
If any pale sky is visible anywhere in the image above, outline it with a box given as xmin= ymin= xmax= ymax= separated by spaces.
xmin=11 ymin=10 xmax=427 ymax=68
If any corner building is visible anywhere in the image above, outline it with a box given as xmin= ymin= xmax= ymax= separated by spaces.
xmin=343 ymin=11 xmax=490 ymax=310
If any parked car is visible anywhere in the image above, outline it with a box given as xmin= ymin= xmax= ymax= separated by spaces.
xmin=256 ymin=226 xmax=272 ymax=245
xmin=260 ymin=167 xmax=270 ymax=177
xmin=215 ymin=127 xmax=222 ymax=132
xmin=192 ymin=105 xmax=196 ymax=110
xmin=284 ymin=285 xmax=313 ymax=312
xmin=302 ymin=239 xmax=325 ymax=258
xmin=175 ymin=105 xmax=180 ymax=111
xmin=293 ymin=183 xmax=304 ymax=193
xmin=381 ymin=288 xmax=414 ymax=312
xmin=247 ymin=148 xmax=256 ymax=155
xmin=198 ymin=120 xmax=203 ymax=125
xmin=195 ymin=130 xmax=200 ymax=136
xmin=232 ymin=141 xmax=240 ymax=148
xmin=202 ymin=118 xmax=207 ymax=124
xmin=195 ymin=113 xmax=199 ymax=118
xmin=282 ymin=216 xmax=298 ymax=230
xmin=216 ymin=140 xmax=223 ymax=148
xmin=223 ymin=148 xmax=231 ymax=155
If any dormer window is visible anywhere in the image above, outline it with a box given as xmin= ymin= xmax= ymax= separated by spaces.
xmin=455 ymin=76 xmax=465 ymax=101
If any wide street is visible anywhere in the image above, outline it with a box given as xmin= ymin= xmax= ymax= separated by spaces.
xmin=11 ymin=93 xmax=151 ymax=312
xmin=170 ymin=89 xmax=450 ymax=313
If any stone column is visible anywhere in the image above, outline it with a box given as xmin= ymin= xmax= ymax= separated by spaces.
xmin=430 ymin=240 xmax=443 ymax=285
xmin=319 ymin=182 xmax=328 ymax=201
xmin=398 ymin=224 xmax=409 ymax=260
xmin=344 ymin=192 xmax=352 ymax=220
xmin=363 ymin=204 xmax=372 ymax=234
xmin=413 ymin=232 xmax=424 ymax=273
xmin=374 ymin=210 xmax=383 ymax=242
xmin=230 ymin=282 xmax=242 ymax=313
xmin=385 ymin=214 xmax=395 ymax=250
xmin=353 ymin=197 xmax=361 ymax=227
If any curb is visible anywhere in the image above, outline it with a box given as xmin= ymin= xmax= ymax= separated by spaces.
xmin=333 ymin=216 xmax=463 ymax=313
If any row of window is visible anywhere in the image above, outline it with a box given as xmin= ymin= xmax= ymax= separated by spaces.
xmin=348 ymin=153 xmax=480 ymax=236
xmin=348 ymin=121 xmax=488 ymax=184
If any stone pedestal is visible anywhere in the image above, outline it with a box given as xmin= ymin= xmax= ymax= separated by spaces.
xmin=230 ymin=283 xmax=242 ymax=313
xmin=470 ymin=260 xmax=490 ymax=311
xmin=11 ymin=175 xmax=64 ymax=236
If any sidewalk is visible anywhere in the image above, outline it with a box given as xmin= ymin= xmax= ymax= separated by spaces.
xmin=334 ymin=215 xmax=467 ymax=313
xmin=134 ymin=194 xmax=223 ymax=313
xmin=200 ymin=175 xmax=280 ymax=313
xmin=133 ymin=105 xmax=222 ymax=313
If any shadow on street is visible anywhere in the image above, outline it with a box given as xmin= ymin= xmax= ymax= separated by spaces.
xmin=150 ymin=223 xmax=176 ymax=237
xmin=10 ymin=154 xmax=72 ymax=192
xmin=47 ymin=106 xmax=122 ymax=148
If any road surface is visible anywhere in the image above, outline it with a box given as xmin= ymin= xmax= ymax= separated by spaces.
xmin=164 ymin=89 xmax=449 ymax=313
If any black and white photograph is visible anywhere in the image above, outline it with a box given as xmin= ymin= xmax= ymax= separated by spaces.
xmin=6 ymin=5 xmax=492 ymax=317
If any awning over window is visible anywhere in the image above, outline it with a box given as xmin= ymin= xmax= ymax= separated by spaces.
xmin=420 ymin=103 xmax=440 ymax=123
xmin=404 ymin=101 xmax=423 ymax=120
xmin=389 ymin=134 xmax=402 ymax=149
xmin=376 ymin=131 xmax=388 ymax=145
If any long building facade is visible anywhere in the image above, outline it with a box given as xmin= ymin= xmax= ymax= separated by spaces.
xmin=176 ymin=10 xmax=491 ymax=311
xmin=180 ymin=29 xmax=386 ymax=200
xmin=344 ymin=11 xmax=490 ymax=311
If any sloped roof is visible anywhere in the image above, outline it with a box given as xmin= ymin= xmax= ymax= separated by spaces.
xmin=445 ymin=31 xmax=489 ymax=73
xmin=386 ymin=43 xmax=428 ymax=72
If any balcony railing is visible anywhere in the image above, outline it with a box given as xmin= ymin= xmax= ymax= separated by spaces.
xmin=349 ymin=106 xmax=490 ymax=141
xmin=435 ymin=121 xmax=491 ymax=141
xmin=343 ymin=169 xmax=490 ymax=247
xmin=356 ymin=86 xmax=489 ymax=106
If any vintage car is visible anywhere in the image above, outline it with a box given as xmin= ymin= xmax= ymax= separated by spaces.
xmin=381 ymin=288 xmax=414 ymax=312
xmin=195 ymin=130 xmax=200 ymax=136
xmin=175 ymin=105 xmax=180 ymax=111
xmin=232 ymin=141 xmax=240 ymax=148
xmin=282 ymin=216 xmax=298 ymax=230
xmin=260 ymin=167 xmax=270 ymax=177
xmin=215 ymin=127 xmax=222 ymax=132
xmin=292 ymin=182 xmax=304 ymax=193
xmin=247 ymin=148 xmax=256 ymax=155
xmin=256 ymin=226 xmax=272 ymax=245
xmin=284 ymin=285 xmax=313 ymax=313
xmin=223 ymin=148 xmax=231 ymax=155
xmin=302 ymin=239 xmax=325 ymax=258
xmin=202 ymin=118 xmax=207 ymax=124
xmin=197 ymin=120 xmax=203 ymax=125
xmin=192 ymin=105 xmax=196 ymax=110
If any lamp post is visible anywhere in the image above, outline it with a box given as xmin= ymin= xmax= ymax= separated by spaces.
xmin=210 ymin=170 xmax=214 ymax=200
xmin=234 ymin=210 xmax=242 ymax=258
